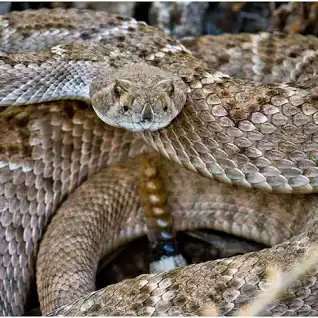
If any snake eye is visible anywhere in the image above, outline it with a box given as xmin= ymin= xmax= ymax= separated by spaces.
xmin=163 ymin=106 xmax=168 ymax=112
xmin=123 ymin=106 xmax=129 ymax=112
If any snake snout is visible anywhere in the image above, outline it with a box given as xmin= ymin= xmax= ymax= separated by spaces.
xmin=140 ymin=106 xmax=154 ymax=129
xmin=141 ymin=108 xmax=153 ymax=122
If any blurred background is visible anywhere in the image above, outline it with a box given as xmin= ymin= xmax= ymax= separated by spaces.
xmin=1 ymin=2 xmax=317 ymax=37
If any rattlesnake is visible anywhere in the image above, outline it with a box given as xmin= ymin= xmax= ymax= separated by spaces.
xmin=0 ymin=8 xmax=318 ymax=316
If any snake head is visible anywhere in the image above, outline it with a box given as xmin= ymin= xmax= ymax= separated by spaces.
xmin=91 ymin=63 xmax=188 ymax=132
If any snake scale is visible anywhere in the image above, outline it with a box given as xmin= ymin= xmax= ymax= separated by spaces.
xmin=0 ymin=8 xmax=318 ymax=316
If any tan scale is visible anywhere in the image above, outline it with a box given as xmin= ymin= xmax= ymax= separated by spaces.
xmin=139 ymin=154 xmax=175 ymax=245
xmin=0 ymin=8 xmax=317 ymax=317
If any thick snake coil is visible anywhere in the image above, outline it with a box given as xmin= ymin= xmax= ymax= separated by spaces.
xmin=0 ymin=8 xmax=317 ymax=316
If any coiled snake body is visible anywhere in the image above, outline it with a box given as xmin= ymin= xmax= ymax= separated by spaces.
xmin=0 ymin=8 xmax=318 ymax=316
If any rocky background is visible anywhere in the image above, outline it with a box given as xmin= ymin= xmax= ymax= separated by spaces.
xmin=1 ymin=2 xmax=318 ymax=37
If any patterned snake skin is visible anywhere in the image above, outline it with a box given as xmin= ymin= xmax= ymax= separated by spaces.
xmin=0 ymin=8 xmax=317 ymax=316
